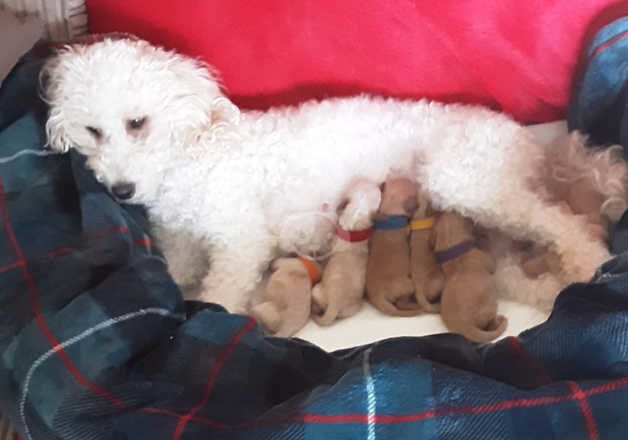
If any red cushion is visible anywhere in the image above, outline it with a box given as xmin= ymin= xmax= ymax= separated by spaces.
xmin=86 ymin=0 xmax=627 ymax=123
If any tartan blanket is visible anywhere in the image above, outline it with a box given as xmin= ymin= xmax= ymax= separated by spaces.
xmin=1 ymin=21 xmax=628 ymax=440
xmin=568 ymin=16 xmax=628 ymax=159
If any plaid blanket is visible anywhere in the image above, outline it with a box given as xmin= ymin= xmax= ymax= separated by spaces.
xmin=1 ymin=21 xmax=628 ymax=439
xmin=568 ymin=17 xmax=628 ymax=159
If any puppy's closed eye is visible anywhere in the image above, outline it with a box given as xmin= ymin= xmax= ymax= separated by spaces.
xmin=86 ymin=126 xmax=102 ymax=140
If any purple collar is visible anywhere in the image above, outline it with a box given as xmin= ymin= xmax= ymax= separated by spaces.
xmin=436 ymin=240 xmax=475 ymax=263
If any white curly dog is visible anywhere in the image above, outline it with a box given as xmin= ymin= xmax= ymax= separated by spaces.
xmin=42 ymin=37 xmax=610 ymax=313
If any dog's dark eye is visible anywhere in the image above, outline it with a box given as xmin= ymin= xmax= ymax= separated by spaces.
xmin=127 ymin=117 xmax=146 ymax=130
xmin=85 ymin=126 xmax=102 ymax=140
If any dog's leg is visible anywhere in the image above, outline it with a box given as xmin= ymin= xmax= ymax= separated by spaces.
xmin=419 ymin=123 xmax=610 ymax=286
xmin=496 ymin=191 xmax=610 ymax=282
xmin=447 ymin=188 xmax=608 ymax=284
xmin=199 ymin=237 xmax=275 ymax=314
xmin=151 ymin=224 xmax=209 ymax=296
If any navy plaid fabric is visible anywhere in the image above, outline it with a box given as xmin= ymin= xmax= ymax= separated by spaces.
xmin=1 ymin=23 xmax=628 ymax=439
xmin=568 ymin=16 xmax=628 ymax=158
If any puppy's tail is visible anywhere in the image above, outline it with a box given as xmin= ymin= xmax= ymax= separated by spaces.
xmin=369 ymin=294 xmax=423 ymax=317
xmin=463 ymin=315 xmax=508 ymax=343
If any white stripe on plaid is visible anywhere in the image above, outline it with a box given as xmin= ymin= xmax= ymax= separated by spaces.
xmin=20 ymin=308 xmax=185 ymax=440
xmin=363 ymin=347 xmax=376 ymax=440
xmin=0 ymin=149 xmax=62 ymax=164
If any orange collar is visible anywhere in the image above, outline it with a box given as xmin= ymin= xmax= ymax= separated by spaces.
xmin=298 ymin=256 xmax=321 ymax=284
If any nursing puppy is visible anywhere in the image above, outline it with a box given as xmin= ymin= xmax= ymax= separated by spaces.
xmin=250 ymin=257 xmax=320 ymax=337
xmin=410 ymin=189 xmax=444 ymax=312
xmin=312 ymin=180 xmax=381 ymax=325
xmin=434 ymin=211 xmax=507 ymax=343
xmin=366 ymin=177 xmax=421 ymax=316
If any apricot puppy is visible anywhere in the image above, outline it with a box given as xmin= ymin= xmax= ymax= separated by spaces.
xmin=312 ymin=181 xmax=381 ymax=325
xmin=366 ymin=176 xmax=421 ymax=316
xmin=433 ymin=211 xmax=507 ymax=342
xmin=410 ymin=189 xmax=444 ymax=312
xmin=251 ymin=257 xmax=320 ymax=337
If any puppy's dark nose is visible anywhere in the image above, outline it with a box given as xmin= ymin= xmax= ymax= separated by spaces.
xmin=111 ymin=182 xmax=135 ymax=200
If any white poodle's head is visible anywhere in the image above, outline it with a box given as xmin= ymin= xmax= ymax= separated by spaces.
xmin=42 ymin=37 xmax=233 ymax=204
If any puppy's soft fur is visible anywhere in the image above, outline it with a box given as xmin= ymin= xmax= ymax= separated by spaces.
xmin=311 ymin=180 xmax=381 ymax=325
xmin=250 ymin=257 xmax=318 ymax=337
xmin=366 ymin=177 xmax=421 ymax=316
xmin=410 ymin=189 xmax=444 ymax=312
xmin=434 ymin=212 xmax=507 ymax=342
xmin=43 ymin=38 xmax=610 ymax=313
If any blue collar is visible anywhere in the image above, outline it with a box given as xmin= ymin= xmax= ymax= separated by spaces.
xmin=373 ymin=215 xmax=409 ymax=230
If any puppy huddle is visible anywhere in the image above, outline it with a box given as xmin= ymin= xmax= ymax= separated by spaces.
xmin=365 ymin=176 xmax=506 ymax=343
xmin=252 ymin=134 xmax=625 ymax=342
xmin=252 ymin=176 xmax=507 ymax=342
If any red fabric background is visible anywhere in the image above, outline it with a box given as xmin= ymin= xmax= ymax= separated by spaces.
xmin=86 ymin=0 xmax=627 ymax=123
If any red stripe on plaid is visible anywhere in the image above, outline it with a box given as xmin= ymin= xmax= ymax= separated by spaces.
xmin=590 ymin=30 xmax=628 ymax=59
xmin=0 ymin=261 xmax=20 ymax=274
xmin=584 ymin=376 xmax=628 ymax=396
xmin=296 ymin=394 xmax=570 ymax=424
xmin=172 ymin=317 xmax=256 ymax=440
xmin=507 ymin=337 xmax=552 ymax=385
xmin=0 ymin=226 xmax=151 ymax=274
xmin=134 ymin=237 xmax=152 ymax=247
xmin=567 ymin=381 xmax=599 ymax=440
xmin=295 ymin=375 xmax=628 ymax=427
xmin=142 ymin=407 xmax=226 ymax=428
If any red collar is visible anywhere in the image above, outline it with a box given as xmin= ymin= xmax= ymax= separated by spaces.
xmin=336 ymin=225 xmax=373 ymax=242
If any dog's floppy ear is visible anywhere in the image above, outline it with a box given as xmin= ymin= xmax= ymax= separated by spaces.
xmin=40 ymin=48 xmax=77 ymax=152
xmin=168 ymin=57 xmax=239 ymax=146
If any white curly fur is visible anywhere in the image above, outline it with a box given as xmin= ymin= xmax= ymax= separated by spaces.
xmin=544 ymin=131 xmax=627 ymax=222
xmin=41 ymin=37 xmax=611 ymax=313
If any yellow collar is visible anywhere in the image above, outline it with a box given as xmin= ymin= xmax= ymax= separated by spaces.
xmin=409 ymin=217 xmax=435 ymax=231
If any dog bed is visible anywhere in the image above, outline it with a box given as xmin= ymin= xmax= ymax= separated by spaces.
xmin=0 ymin=8 xmax=627 ymax=440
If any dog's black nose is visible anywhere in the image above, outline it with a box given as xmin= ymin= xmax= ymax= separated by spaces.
xmin=112 ymin=182 xmax=135 ymax=200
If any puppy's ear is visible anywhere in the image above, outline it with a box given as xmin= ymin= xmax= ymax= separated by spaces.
xmin=40 ymin=49 xmax=77 ymax=152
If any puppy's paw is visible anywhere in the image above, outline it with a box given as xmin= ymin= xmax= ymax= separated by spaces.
xmin=311 ymin=285 xmax=328 ymax=315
